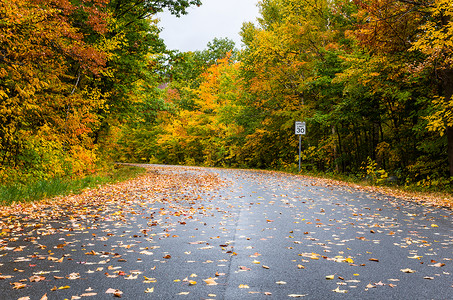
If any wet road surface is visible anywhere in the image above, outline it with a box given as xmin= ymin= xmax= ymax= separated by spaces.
xmin=0 ymin=165 xmax=452 ymax=299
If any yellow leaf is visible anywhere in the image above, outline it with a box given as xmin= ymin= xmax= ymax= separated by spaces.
xmin=58 ymin=286 xmax=70 ymax=290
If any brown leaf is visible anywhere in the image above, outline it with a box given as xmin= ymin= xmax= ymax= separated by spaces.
xmin=30 ymin=275 xmax=46 ymax=282
xmin=11 ymin=282 xmax=27 ymax=289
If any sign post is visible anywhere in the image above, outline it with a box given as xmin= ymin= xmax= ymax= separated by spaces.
xmin=295 ymin=121 xmax=306 ymax=172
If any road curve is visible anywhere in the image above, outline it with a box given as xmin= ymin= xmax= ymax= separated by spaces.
xmin=0 ymin=165 xmax=452 ymax=299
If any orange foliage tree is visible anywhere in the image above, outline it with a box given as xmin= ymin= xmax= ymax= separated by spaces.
xmin=0 ymin=0 xmax=111 ymax=182
xmin=156 ymin=53 xmax=245 ymax=166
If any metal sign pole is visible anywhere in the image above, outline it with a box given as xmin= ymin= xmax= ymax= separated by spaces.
xmin=298 ymin=134 xmax=302 ymax=172
xmin=295 ymin=121 xmax=306 ymax=173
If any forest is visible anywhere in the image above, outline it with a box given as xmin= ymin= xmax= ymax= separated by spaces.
xmin=1 ymin=0 xmax=453 ymax=191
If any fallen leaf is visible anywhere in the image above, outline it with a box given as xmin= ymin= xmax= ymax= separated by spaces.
xmin=326 ymin=275 xmax=335 ymax=280
xmin=276 ymin=281 xmax=287 ymax=285
xmin=58 ymin=286 xmax=70 ymax=290
xmin=431 ymin=263 xmax=445 ymax=267
xmin=30 ymin=275 xmax=46 ymax=282
xmin=332 ymin=286 xmax=347 ymax=293
xmin=11 ymin=282 xmax=27 ymax=289
xmin=400 ymin=268 xmax=416 ymax=273
xmin=106 ymin=288 xmax=122 ymax=294
xmin=66 ymin=273 xmax=80 ymax=280
xmin=408 ymin=255 xmax=422 ymax=260
xmin=204 ymin=278 xmax=218 ymax=286
xmin=144 ymin=287 xmax=154 ymax=293
xmin=288 ymin=294 xmax=307 ymax=298
xmin=239 ymin=284 xmax=250 ymax=288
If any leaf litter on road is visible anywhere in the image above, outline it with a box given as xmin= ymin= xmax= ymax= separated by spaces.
xmin=0 ymin=166 xmax=452 ymax=299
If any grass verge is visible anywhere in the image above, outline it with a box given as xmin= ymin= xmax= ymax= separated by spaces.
xmin=0 ymin=164 xmax=147 ymax=206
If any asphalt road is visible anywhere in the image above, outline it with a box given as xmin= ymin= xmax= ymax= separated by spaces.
xmin=0 ymin=165 xmax=452 ymax=299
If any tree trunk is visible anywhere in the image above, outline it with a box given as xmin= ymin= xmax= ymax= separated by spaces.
xmin=443 ymin=68 xmax=453 ymax=177
xmin=447 ymin=126 xmax=453 ymax=177
xmin=439 ymin=68 xmax=453 ymax=176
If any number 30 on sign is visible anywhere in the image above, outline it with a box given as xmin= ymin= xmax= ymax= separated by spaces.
xmin=295 ymin=121 xmax=306 ymax=135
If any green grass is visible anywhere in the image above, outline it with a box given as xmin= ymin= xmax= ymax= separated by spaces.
xmin=0 ymin=165 xmax=147 ymax=206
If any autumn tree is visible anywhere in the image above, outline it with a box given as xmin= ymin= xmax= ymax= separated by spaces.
xmin=0 ymin=0 xmax=204 ymax=183
xmin=0 ymin=0 xmax=111 ymax=182
xmin=354 ymin=0 xmax=453 ymax=177
xmin=237 ymin=0 xmax=356 ymax=169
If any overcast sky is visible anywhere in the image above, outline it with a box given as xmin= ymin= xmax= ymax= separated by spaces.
xmin=157 ymin=0 xmax=260 ymax=52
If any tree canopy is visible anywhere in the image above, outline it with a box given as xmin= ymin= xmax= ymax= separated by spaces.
xmin=2 ymin=0 xmax=453 ymax=191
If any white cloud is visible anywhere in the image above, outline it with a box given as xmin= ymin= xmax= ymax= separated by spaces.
xmin=158 ymin=0 xmax=260 ymax=52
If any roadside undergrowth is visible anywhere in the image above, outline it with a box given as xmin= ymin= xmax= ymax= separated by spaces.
xmin=0 ymin=165 xmax=147 ymax=206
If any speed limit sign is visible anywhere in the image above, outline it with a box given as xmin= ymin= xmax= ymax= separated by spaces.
xmin=295 ymin=121 xmax=306 ymax=135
